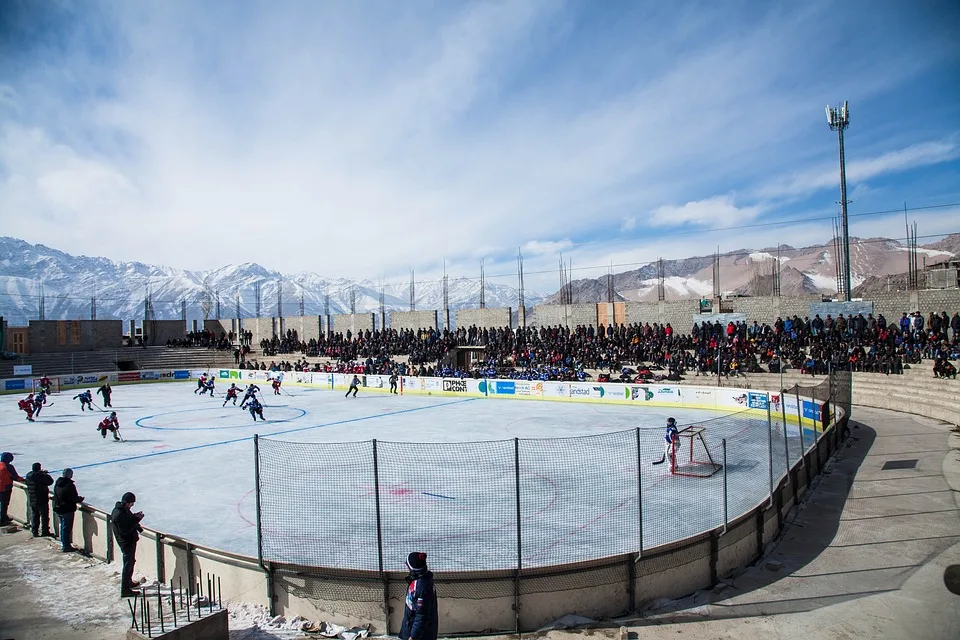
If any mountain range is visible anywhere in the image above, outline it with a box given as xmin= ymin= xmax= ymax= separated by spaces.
xmin=0 ymin=234 xmax=956 ymax=325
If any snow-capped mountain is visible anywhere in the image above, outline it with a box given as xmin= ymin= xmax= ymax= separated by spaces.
xmin=0 ymin=237 xmax=544 ymax=325
xmin=543 ymin=235 xmax=958 ymax=304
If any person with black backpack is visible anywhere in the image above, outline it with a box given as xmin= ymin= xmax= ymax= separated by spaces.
xmin=53 ymin=469 xmax=84 ymax=552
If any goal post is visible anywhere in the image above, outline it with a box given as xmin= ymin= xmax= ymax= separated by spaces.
xmin=671 ymin=426 xmax=722 ymax=478
xmin=32 ymin=377 xmax=61 ymax=394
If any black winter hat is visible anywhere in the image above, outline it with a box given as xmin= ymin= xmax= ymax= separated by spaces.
xmin=32 ymin=462 xmax=42 ymax=471
xmin=122 ymin=492 xmax=137 ymax=504
xmin=406 ymin=551 xmax=427 ymax=571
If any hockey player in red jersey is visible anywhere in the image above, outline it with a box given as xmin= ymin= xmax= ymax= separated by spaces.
xmin=18 ymin=395 xmax=36 ymax=422
xmin=271 ymin=377 xmax=282 ymax=395
xmin=223 ymin=383 xmax=241 ymax=407
xmin=97 ymin=412 xmax=122 ymax=441
xmin=38 ymin=376 xmax=52 ymax=394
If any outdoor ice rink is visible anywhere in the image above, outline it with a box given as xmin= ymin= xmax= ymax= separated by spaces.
xmin=0 ymin=381 xmax=814 ymax=572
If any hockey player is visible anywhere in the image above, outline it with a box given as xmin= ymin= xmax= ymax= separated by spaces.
xmin=73 ymin=390 xmax=94 ymax=412
xmin=38 ymin=375 xmax=52 ymax=395
xmin=247 ymin=397 xmax=265 ymax=422
xmin=97 ymin=382 xmax=113 ymax=408
xmin=653 ymin=417 xmax=680 ymax=466
xmin=195 ymin=374 xmax=207 ymax=394
xmin=97 ymin=412 xmax=122 ymax=441
xmin=345 ymin=375 xmax=360 ymax=398
xmin=271 ymin=375 xmax=282 ymax=396
xmin=240 ymin=384 xmax=260 ymax=408
xmin=18 ymin=395 xmax=36 ymax=422
xmin=223 ymin=383 xmax=241 ymax=407
xmin=32 ymin=390 xmax=47 ymax=417
xmin=199 ymin=376 xmax=216 ymax=396
xmin=389 ymin=372 xmax=398 ymax=395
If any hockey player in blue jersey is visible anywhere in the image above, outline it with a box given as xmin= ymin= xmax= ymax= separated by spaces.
xmin=247 ymin=398 xmax=265 ymax=422
xmin=199 ymin=376 xmax=216 ymax=396
xmin=653 ymin=417 xmax=680 ymax=466
xmin=33 ymin=390 xmax=48 ymax=417
xmin=73 ymin=390 xmax=94 ymax=412
xmin=240 ymin=384 xmax=260 ymax=408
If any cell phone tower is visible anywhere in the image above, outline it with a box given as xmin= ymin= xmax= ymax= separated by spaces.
xmin=826 ymin=101 xmax=852 ymax=301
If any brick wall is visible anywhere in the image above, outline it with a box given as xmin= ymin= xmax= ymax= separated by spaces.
xmin=389 ymin=310 xmax=438 ymax=331
xmin=144 ymin=320 xmax=186 ymax=345
xmin=455 ymin=308 xmax=511 ymax=329
xmin=530 ymin=304 xmax=597 ymax=328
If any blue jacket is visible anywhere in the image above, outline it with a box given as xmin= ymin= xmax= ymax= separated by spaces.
xmin=399 ymin=570 xmax=438 ymax=640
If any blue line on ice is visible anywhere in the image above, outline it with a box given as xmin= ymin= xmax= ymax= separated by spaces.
xmin=65 ymin=398 xmax=478 ymax=471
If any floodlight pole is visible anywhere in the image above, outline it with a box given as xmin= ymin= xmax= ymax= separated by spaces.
xmin=826 ymin=101 xmax=852 ymax=302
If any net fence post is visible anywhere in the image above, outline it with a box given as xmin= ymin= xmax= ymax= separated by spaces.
xmin=788 ymin=388 xmax=804 ymax=467
xmin=722 ymin=438 xmax=728 ymax=535
xmin=514 ymin=437 xmax=522 ymax=635
xmin=372 ymin=439 xmax=389 ymax=635
xmin=636 ymin=428 xmax=643 ymax=554
xmin=781 ymin=395 xmax=791 ymax=486
xmin=254 ymin=434 xmax=263 ymax=567
xmin=766 ymin=393 xmax=774 ymax=505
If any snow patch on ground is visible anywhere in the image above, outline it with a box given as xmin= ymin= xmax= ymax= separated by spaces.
xmin=804 ymin=272 xmax=837 ymax=292
xmin=5 ymin=541 xmax=130 ymax=631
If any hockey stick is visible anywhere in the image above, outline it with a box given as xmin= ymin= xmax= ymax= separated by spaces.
xmin=652 ymin=455 xmax=666 ymax=465
xmin=90 ymin=401 xmax=108 ymax=413
xmin=115 ymin=428 xmax=125 ymax=443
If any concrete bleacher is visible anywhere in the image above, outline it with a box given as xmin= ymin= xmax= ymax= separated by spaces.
xmin=0 ymin=346 xmax=236 ymax=378
xmin=679 ymin=361 xmax=960 ymax=427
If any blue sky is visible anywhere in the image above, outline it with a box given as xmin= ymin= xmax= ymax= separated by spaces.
xmin=0 ymin=0 xmax=958 ymax=290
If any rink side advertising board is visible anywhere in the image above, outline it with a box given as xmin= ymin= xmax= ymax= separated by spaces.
xmin=0 ymin=368 xmax=823 ymax=426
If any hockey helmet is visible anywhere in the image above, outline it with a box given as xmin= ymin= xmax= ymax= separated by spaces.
xmin=110 ymin=411 xmax=117 ymax=417
xmin=666 ymin=417 xmax=676 ymax=426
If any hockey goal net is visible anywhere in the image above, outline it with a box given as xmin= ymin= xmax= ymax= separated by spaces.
xmin=671 ymin=426 xmax=722 ymax=478
xmin=32 ymin=377 xmax=61 ymax=394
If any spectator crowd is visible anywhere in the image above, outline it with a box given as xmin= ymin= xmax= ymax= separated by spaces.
xmin=230 ymin=310 xmax=960 ymax=383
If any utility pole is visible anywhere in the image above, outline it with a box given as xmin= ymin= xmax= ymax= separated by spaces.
xmin=826 ymin=101 xmax=852 ymax=301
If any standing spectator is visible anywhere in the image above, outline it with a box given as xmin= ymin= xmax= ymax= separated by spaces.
xmin=97 ymin=382 xmax=113 ymax=408
xmin=53 ymin=469 xmax=84 ymax=552
xmin=0 ymin=452 xmax=24 ymax=526
xmin=952 ymin=312 xmax=960 ymax=341
xmin=400 ymin=551 xmax=438 ymax=640
xmin=111 ymin=492 xmax=145 ymax=597
xmin=24 ymin=462 xmax=54 ymax=537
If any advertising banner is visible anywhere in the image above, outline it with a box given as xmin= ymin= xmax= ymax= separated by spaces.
xmin=243 ymin=370 xmax=268 ymax=381
xmin=747 ymin=392 xmax=769 ymax=410
xmin=686 ymin=387 xmax=717 ymax=409
xmin=442 ymin=379 xmax=468 ymax=393
xmin=5 ymin=379 xmax=25 ymax=391
xmin=402 ymin=377 xmax=422 ymax=392
xmin=219 ymin=369 xmax=231 ymax=379
xmin=364 ymin=375 xmax=387 ymax=390
xmin=140 ymin=371 xmax=163 ymax=381
xmin=652 ymin=386 xmax=682 ymax=403
xmin=13 ymin=365 xmax=32 ymax=376
xmin=569 ymin=382 xmax=604 ymax=400
xmin=118 ymin=372 xmax=141 ymax=382
xmin=546 ymin=382 xmax=570 ymax=399
xmin=626 ymin=385 xmax=655 ymax=402
xmin=174 ymin=370 xmax=190 ymax=380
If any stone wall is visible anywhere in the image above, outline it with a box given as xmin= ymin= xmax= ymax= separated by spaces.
xmin=331 ymin=313 xmax=375 ymax=335
xmin=281 ymin=316 xmax=322 ymax=342
xmin=530 ymin=304 xmax=597 ymax=328
xmin=27 ymin=320 xmax=122 ymax=353
xmin=203 ymin=319 xmax=236 ymax=339
xmin=247 ymin=317 xmax=277 ymax=346
xmin=455 ymin=308 xmax=512 ymax=329
xmin=144 ymin=319 xmax=187 ymax=346
xmin=389 ymin=310 xmax=438 ymax=331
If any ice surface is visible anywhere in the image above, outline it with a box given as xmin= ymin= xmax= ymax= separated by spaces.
xmin=0 ymin=382 xmax=811 ymax=571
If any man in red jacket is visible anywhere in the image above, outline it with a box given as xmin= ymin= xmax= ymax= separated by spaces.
xmin=1 ymin=452 xmax=24 ymax=525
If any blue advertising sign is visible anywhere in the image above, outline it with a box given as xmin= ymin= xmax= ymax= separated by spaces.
xmin=173 ymin=370 xmax=190 ymax=380
xmin=494 ymin=381 xmax=515 ymax=395
xmin=747 ymin=392 xmax=769 ymax=410
xmin=5 ymin=379 xmax=26 ymax=391
xmin=802 ymin=400 xmax=819 ymax=421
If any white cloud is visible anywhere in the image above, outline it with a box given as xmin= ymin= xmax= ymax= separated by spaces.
xmin=756 ymin=139 xmax=959 ymax=200
xmin=650 ymin=195 xmax=762 ymax=227
xmin=621 ymin=216 xmax=637 ymax=232
xmin=521 ymin=239 xmax=573 ymax=255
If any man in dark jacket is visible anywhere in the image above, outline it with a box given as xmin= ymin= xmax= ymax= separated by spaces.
xmin=24 ymin=462 xmax=54 ymax=537
xmin=0 ymin=452 xmax=24 ymax=526
xmin=110 ymin=492 xmax=145 ymax=597
xmin=53 ymin=468 xmax=84 ymax=552
xmin=399 ymin=551 xmax=438 ymax=640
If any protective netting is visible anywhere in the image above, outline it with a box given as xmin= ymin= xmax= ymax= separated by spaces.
xmin=255 ymin=388 xmax=849 ymax=575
